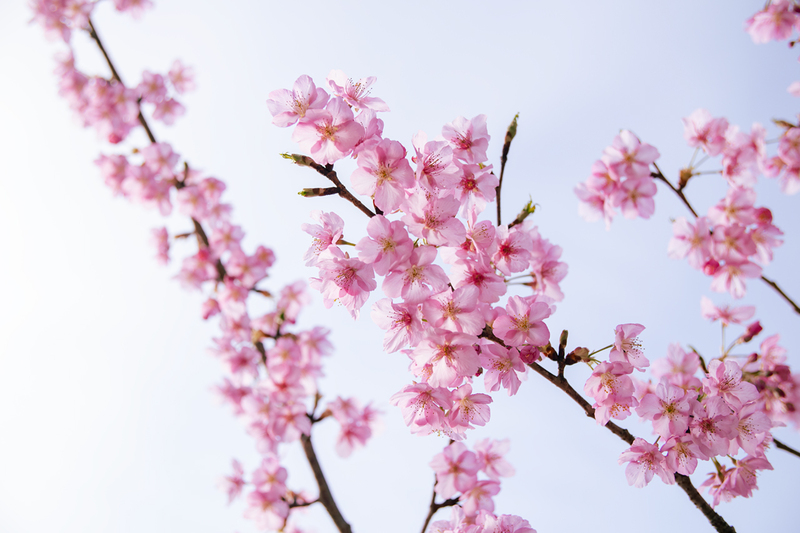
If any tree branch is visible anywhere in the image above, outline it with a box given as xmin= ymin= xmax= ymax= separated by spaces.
xmin=300 ymin=432 xmax=353 ymax=533
xmin=283 ymin=154 xmax=375 ymax=218
xmin=420 ymin=476 xmax=459 ymax=533
xmin=87 ymin=17 xmax=227 ymax=282
xmin=88 ymin=18 xmax=156 ymax=144
xmin=774 ymin=437 xmax=800 ymax=459
xmin=759 ymin=275 xmax=800 ymax=316
xmin=651 ymin=165 xmax=699 ymax=218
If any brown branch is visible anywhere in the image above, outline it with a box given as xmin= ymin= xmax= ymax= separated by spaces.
xmin=774 ymin=437 xmax=800 ymax=459
xmin=283 ymin=154 xmax=375 ymax=218
xmin=88 ymin=18 xmax=156 ymax=144
xmin=420 ymin=476 xmax=459 ymax=533
xmin=651 ymin=165 xmax=799 ymax=317
xmin=760 ymin=275 xmax=800 ymax=315
xmin=651 ymin=165 xmax=699 ymax=218
xmin=495 ymin=113 xmax=519 ymax=226
xmin=88 ymin=18 xmax=227 ymax=283
xmin=674 ymin=474 xmax=736 ymax=533
xmin=288 ymin=496 xmax=320 ymax=509
xmin=525 ymin=361 xmax=635 ymax=445
xmin=300 ymin=432 xmax=353 ymax=533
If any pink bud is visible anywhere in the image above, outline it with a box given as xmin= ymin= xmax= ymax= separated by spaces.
xmin=742 ymin=321 xmax=763 ymax=342
xmin=703 ymin=258 xmax=720 ymax=276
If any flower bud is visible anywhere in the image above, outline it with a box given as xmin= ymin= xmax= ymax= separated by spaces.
xmin=703 ymin=259 xmax=720 ymax=276
xmin=741 ymin=321 xmax=763 ymax=342
xmin=565 ymin=346 xmax=590 ymax=366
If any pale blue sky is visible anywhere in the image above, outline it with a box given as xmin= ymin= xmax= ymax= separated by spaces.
xmin=1 ymin=1 xmax=798 ymax=532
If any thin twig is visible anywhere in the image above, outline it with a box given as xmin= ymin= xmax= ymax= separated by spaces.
xmin=760 ymin=275 xmax=800 ymax=315
xmin=651 ymin=165 xmax=699 ymax=218
xmin=420 ymin=476 xmax=459 ymax=533
xmin=300 ymin=433 xmax=353 ymax=533
xmin=495 ymin=113 xmax=519 ymax=226
xmin=774 ymin=438 xmax=800 ymax=459
xmin=284 ymin=154 xmax=375 ymax=218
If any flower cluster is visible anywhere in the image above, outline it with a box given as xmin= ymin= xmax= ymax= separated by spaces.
xmin=583 ymin=311 xmax=798 ymax=507
xmin=574 ymin=130 xmax=660 ymax=228
xmin=746 ymin=1 xmax=800 ymax=96
xmin=32 ymin=0 xmax=188 ymax=143
xmin=427 ymin=440 xmax=535 ymax=533
xmin=269 ymin=72 xmax=568 ymax=443
xmin=667 ymin=109 xmax=785 ymax=299
xmin=33 ymin=6 xmax=380 ymax=531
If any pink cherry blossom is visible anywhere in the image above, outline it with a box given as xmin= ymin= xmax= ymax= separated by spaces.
xmin=603 ymin=130 xmax=660 ymax=179
xmin=422 ymin=286 xmax=484 ymax=335
xmin=479 ymin=344 xmax=526 ymax=396
xmin=710 ymin=260 xmax=762 ymax=299
xmin=460 ymin=479 xmax=500 ymax=516
xmin=301 ymin=210 xmax=345 ymax=266
xmin=700 ymin=296 xmax=755 ymax=326
xmin=442 ymin=114 xmax=490 ymax=164
xmin=745 ymin=0 xmax=798 ymax=43
xmin=152 ymin=97 xmax=185 ymax=125
xmin=449 ymin=255 xmax=507 ymax=304
xmin=667 ymin=216 xmax=712 ymax=269
xmin=429 ymin=442 xmax=480 ymax=499
xmin=356 ymin=215 xmax=413 ymax=275
xmin=411 ymin=330 xmax=480 ymax=388
xmin=326 ymin=70 xmax=389 ymax=112
xmin=447 ymin=383 xmax=492 ymax=434
xmin=137 ymin=70 xmax=167 ymax=104
xmin=636 ymin=380 xmax=694 ymax=439
xmin=661 ymin=435 xmax=705 ymax=476
xmin=586 ymin=159 xmax=621 ymax=194
xmin=292 ymin=98 xmax=364 ymax=165
xmin=492 ymin=296 xmax=551 ymax=348
xmin=401 ymin=192 xmax=466 ymax=246
xmin=350 ymin=138 xmax=415 ymax=212
xmin=311 ymin=248 xmax=376 ymax=319
xmin=611 ymin=177 xmax=657 ymax=219
xmin=492 ymin=225 xmax=533 ymax=276
xmin=703 ymin=359 xmax=760 ymax=410
xmin=167 ymin=59 xmax=195 ymax=94
xmin=618 ymin=438 xmax=675 ymax=488
xmin=682 ymin=109 xmax=729 ymax=156
xmin=453 ymin=163 xmax=498 ymax=216
xmin=609 ymin=323 xmax=649 ymax=370
xmin=574 ymin=181 xmax=616 ymax=229
xmin=150 ymin=226 xmax=170 ymax=264
xmin=390 ymin=383 xmax=453 ymax=435
xmin=371 ymin=298 xmax=424 ymax=352
xmin=266 ymin=74 xmax=329 ymax=127
xmin=382 ymin=245 xmax=450 ymax=304
xmin=412 ymin=132 xmax=461 ymax=192
xmin=218 ymin=459 xmax=246 ymax=504
xmin=689 ymin=396 xmax=738 ymax=457
xmin=473 ymin=438 xmax=515 ymax=481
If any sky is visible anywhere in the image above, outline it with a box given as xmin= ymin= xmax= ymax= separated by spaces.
xmin=1 ymin=1 xmax=799 ymax=532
